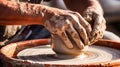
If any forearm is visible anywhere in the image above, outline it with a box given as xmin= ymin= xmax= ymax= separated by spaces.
xmin=64 ymin=0 xmax=103 ymax=15
xmin=0 ymin=0 xmax=58 ymax=25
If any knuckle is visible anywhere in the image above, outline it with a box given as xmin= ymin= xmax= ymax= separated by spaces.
xmin=78 ymin=27 xmax=85 ymax=33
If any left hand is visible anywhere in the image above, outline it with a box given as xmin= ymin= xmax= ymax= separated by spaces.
xmin=83 ymin=7 xmax=106 ymax=44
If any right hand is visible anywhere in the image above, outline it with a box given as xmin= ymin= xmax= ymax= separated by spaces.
xmin=44 ymin=9 xmax=92 ymax=50
xmin=83 ymin=7 xmax=106 ymax=44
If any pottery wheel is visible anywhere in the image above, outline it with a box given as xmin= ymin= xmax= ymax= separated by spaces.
xmin=17 ymin=45 xmax=120 ymax=64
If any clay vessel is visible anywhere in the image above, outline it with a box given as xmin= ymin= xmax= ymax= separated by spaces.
xmin=51 ymin=35 xmax=88 ymax=56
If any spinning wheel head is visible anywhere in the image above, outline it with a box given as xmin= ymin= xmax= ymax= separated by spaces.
xmin=17 ymin=45 xmax=120 ymax=64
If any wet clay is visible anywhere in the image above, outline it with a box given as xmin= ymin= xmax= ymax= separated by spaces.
xmin=17 ymin=45 xmax=120 ymax=64
xmin=51 ymin=34 xmax=88 ymax=55
xmin=1 ymin=39 xmax=120 ymax=67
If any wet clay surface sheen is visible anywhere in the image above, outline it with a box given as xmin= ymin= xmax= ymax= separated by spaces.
xmin=1 ymin=39 xmax=120 ymax=67
xmin=17 ymin=45 xmax=120 ymax=64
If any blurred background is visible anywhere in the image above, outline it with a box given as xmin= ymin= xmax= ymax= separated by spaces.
xmin=99 ymin=0 xmax=120 ymax=37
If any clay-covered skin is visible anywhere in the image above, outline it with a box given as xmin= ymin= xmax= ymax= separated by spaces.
xmin=44 ymin=10 xmax=92 ymax=49
xmin=0 ymin=1 xmax=44 ymax=25
xmin=0 ymin=0 xmax=92 ymax=49
xmin=45 ymin=0 xmax=106 ymax=55
xmin=0 ymin=0 xmax=105 ymax=55
xmin=63 ymin=0 xmax=106 ymax=44
xmin=83 ymin=7 xmax=106 ymax=44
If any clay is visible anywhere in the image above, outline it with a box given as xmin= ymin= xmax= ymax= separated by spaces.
xmin=0 ymin=0 xmax=104 ymax=51
xmin=17 ymin=45 xmax=120 ymax=64
xmin=0 ymin=39 xmax=120 ymax=67
xmin=51 ymin=34 xmax=87 ymax=55
xmin=44 ymin=11 xmax=93 ymax=49
xmin=0 ymin=0 xmax=93 ymax=50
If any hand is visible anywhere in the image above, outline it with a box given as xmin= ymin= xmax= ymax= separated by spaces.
xmin=44 ymin=9 xmax=92 ymax=50
xmin=83 ymin=7 xmax=106 ymax=44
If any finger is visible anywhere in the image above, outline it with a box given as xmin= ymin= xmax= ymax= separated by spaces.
xmin=91 ymin=31 xmax=103 ymax=44
xmin=74 ymin=22 xmax=90 ymax=45
xmin=69 ymin=13 xmax=90 ymax=45
xmin=74 ymin=12 xmax=92 ymax=38
xmin=90 ymin=31 xmax=102 ymax=44
xmin=57 ymin=31 xmax=74 ymax=49
xmin=91 ymin=15 xmax=102 ymax=36
xmin=90 ymin=18 xmax=106 ymax=44
xmin=83 ymin=12 xmax=92 ymax=22
xmin=65 ymin=22 xmax=84 ymax=49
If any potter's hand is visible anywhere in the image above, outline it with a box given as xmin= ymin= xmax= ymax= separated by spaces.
xmin=83 ymin=7 xmax=106 ymax=44
xmin=44 ymin=10 xmax=92 ymax=49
